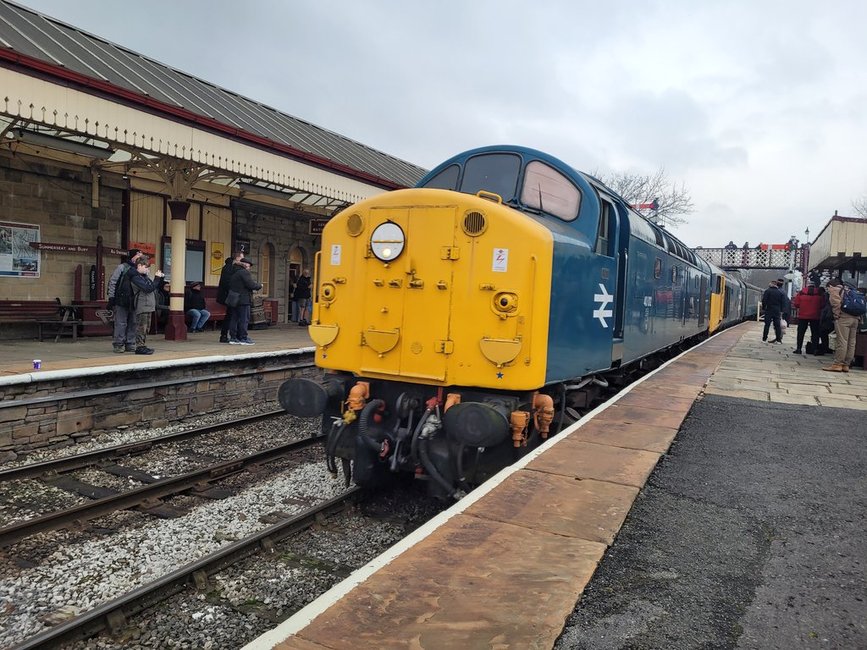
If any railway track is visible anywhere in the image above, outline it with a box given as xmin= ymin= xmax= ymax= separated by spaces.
xmin=0 ymin=411 xmax=324 ymax=548
xmin=0 ymin=410 xmax=286 ymax=482
xmin=0 ymin=435 xmax=324 ymax=548
xmin=11 ymin=488 xmax=362 ymax=650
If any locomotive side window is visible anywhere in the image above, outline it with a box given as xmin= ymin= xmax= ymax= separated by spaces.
xmin=422 ymin=164 xmax=460 ymax=190
xmin=594 ymin=200 xmax=613 ymax=255
xmin=520 ymin=161 xmax=581 ymax=221
xmin=460 ymin=154 xmax=521 ymax=201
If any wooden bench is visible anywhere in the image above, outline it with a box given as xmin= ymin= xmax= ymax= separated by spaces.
xmin=0 ymin=299 xmax=83 ymax=342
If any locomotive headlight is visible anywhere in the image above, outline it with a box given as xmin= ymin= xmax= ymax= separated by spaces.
xmin=370 ymin=222 xmax=405 ymax=262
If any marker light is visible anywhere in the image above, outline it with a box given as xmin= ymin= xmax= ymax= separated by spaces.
xmin=370 ymin=222 xmax=405 ymax=262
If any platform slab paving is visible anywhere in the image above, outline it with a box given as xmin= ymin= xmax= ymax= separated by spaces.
xmin=704 ymin=322 xmax=867 ymax=408
xmin=267 ymin=325 xmax=748 ymax=649
xmin=0 ymin=325 xmax=315 ymax=379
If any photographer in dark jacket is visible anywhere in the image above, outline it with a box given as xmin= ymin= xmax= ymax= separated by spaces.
xmin=216 ymin=251 xmax=243 ymax=343
xmin=294 ymin=268 xmax=312 ymax=326
xmin=761 ymin=280 xmax=786 ymax=344
xmin=227 ymin=257 xmax=262 ymax=345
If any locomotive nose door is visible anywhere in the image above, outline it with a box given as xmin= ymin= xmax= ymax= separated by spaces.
xmin=360 ymin=206 xmax=456 ymax=382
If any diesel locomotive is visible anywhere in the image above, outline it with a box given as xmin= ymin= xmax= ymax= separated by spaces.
xmin=280 ymin=145 xmax=760 ymax=498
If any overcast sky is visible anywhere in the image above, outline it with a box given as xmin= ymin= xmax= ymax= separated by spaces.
xmin=17 ymin=0 xmax=867 ymax=247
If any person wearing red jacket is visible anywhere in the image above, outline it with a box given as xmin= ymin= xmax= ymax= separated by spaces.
xmin=791 ymin=282 xmax=824 ymax=354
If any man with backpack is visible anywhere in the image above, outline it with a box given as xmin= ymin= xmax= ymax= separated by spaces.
xmin=823 ymin=279 xmax=866 ymax=372
xmin=107 ymin=248 xmax=143 ymax=353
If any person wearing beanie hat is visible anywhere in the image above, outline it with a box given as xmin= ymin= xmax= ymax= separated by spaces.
xmin=226 ymin=256 xmax=262 ymax=345
xmin=107 ymin=248 xmax=144 ymax=353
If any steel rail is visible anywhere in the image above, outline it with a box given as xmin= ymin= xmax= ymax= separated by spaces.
xmin=11 ymin=487 xmax=361 ymax=650
xmin=0 ymin=435 xmax=324 ymax=548
xmin=0 ymin=409 xmax=287 ymax=482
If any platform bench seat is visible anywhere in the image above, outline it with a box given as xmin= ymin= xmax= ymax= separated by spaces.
xmin=0 ymin=299 xmax=82 ymax=341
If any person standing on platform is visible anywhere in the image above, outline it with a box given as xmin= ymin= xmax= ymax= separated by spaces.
xmin=778 ymin=278 xmax=791 ymax=325
xmin=107 ymin=248 xmax=142 ymax=353
xmin=288 ymin=278 xmax=298 ymax=323
xmin=294 ymin=268 xmax=312 ymax=326
xmin=791 ymin=281 xmax=823 ymax=354
xmin=817 ymin=286 xmax=834 ymax=356
xmin=184 ymin=282 xmax=210 ymax=332
xmin=761 ymin=280 xmax=785 ymax=344
xmin=227 ymin=257 xmax=262 ymax=345
xmin=216 ymin=251 xmax=243 ymax=343
xmin=130 ymin=258 xmax=166 ymax=355
xmin=823 ymin=279 xmax=861 ymax=372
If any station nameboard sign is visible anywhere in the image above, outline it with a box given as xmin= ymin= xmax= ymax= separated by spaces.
xmin=29 ymin=242 xmax=126 ymax=255
xmin=309 ymin=218 xmax=330 ymax=235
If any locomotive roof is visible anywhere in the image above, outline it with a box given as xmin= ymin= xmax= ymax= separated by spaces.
xmin=424 ymin=145 xmax=709 ymax=271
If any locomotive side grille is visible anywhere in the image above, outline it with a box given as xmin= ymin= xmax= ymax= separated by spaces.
xmin=462 ymin=211 xmax=487 ymax=236
xmin=346 ymin=213 xmax=364 ymax=237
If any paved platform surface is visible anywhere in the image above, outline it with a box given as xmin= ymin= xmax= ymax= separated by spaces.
xmin=0 ymin=324 xmax=315 ymax=382
xmin=244 ymin=321 xmax=866 ymax=649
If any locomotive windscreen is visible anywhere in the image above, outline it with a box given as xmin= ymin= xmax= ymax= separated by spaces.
xmin=419 ymin=153 xmax=521 ymax=202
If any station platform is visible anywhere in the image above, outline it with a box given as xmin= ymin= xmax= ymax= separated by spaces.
xmin=245 ymin=321 xmax=866 ymax=649
xmin=0 ymin=324 xmax=315 ymax=385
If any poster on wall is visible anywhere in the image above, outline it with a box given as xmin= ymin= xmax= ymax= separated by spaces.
xmin=0 ymin=221 xmax=40 ymax=277
xmin=210 ymin=241 xmax=225 ymax=274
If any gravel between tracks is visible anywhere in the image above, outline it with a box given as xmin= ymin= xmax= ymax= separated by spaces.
xmin=0 ymin=461 xmax=348 ymax=648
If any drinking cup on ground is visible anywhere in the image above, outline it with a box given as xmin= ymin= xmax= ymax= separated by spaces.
xmin=33 ymin=359 xmax=42 ymax=370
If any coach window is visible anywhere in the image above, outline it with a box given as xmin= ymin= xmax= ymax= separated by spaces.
xmin=520 ymin=161 xmax=581 ymax=221
xmin=422 ymin=164 xmax=460 ymax=190
xmin=460 ymin=153 xmax=521 ymax=202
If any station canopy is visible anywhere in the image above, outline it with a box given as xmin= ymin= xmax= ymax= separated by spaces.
xmin=0 ymin=0 xmax=427 ymax=211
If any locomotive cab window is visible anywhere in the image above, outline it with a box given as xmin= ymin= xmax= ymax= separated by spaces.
xmin=594 ymin=199 xmax=614 ymax=255
xmin=422 ymin=163 xmax=460 ymax=190
xmin=459 ymin=153 xmax=521 ymax=201
xmin=520 ymin=161 xmax=580 ymax=221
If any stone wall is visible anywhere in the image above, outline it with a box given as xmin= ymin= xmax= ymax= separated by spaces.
xmin=0 ymin=352 xmax=320 ymax=460
xmin=232 ymin=199 xmax=320 ymax=321
xmin=0 ymin=151 xmax=125 ymax=305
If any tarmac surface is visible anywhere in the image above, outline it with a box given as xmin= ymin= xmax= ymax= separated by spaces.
xmin=555 ymin=325 xmax=866 ymax=649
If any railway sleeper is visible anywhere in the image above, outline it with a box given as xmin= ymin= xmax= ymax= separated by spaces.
xmin=135 ymin=498 xmax=185 ymax=519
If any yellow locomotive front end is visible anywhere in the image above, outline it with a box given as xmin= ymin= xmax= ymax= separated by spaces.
xmin=309 ymin=188 xmax=554 ymax=391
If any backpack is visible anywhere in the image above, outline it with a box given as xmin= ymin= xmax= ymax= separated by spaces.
xmin=841 ymin=285 xmax=867 ymax=316
xmin=114 ymin=267 xmax=135 ymax=309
